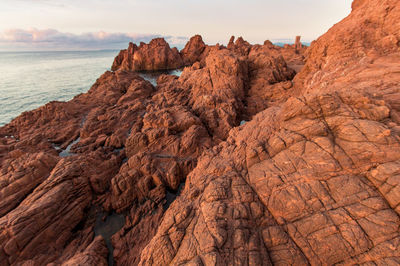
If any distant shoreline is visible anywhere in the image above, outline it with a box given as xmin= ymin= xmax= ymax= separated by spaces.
xmin=0 ymin=42 xmax=311 ymax=53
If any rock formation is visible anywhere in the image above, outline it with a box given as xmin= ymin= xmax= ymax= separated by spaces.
xmin=111 ymin=38 xmax=184 ymax=71
xmin=1 ymin=0 xmax=400 ymax=265
xmin=295 ymin=35 xmax=302 ymax=51
xmin=180 ymin=35 xmax=207 ymax=66
xmin=138 ymin=1 xmax=400 ymax=264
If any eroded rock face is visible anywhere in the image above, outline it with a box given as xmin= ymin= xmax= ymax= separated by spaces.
xmin=180 ymin=35 xmax=207 ymax=66
xmin=137 ymin=0 xmax=400 ymax=264
xmin=1 ymin=38 xmax=295 ymax=264
xmin=294 ymin=0 xmax=400 ymax=93
xmin=61 ymin=236 xmax=108 ymax=266
xmin=111 ymin=38 xmax=184 ymax=71
xmin=228 ymin=36 xmax=252 ymax=56
xmin=0 ymin=152 xmax=59 ymax=217
xmin=140 ymin=90 xmax=400 ymax=265
xmin=181 ymin=48 xmax=248 ymax=141
xmin=0 ymin=156 xmax=92 ymax=265
xmin=2 ymin=0 xmax=399 ymax=265
xmin=0 ymin=38 xmax=302 ymax=264
xmin=0 ymin=71 xmax=150 ymax=265
xmin=245 ymin=44 xmax=296 ymax=117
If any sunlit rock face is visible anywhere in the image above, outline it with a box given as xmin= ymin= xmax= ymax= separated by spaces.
xmin=180 ymin=34 xmax=207 ymax=66
xmin=1 ymin=0 xmax=400 ymax=265
xmin=111 ymin=38 xmax=184 ymax=72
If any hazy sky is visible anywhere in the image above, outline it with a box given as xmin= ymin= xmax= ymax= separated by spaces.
xmin=0 ymin=0 xmax=353 ymax=50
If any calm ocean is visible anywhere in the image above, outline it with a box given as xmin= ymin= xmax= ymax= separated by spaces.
xmin=0 ymin=50 xmax=118 ymax=126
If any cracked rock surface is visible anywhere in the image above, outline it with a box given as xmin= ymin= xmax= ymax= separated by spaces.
xmin=1 ymin=0 xmax=400 ymax=265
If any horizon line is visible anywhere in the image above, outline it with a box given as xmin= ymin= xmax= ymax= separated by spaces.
xmin=0 ymin=40 xmax=312 ymax=53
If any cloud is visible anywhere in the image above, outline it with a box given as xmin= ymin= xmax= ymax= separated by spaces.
xmin=0 ymin=28 xmax=188 ymax=51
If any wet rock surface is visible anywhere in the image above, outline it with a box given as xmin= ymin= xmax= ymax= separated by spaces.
xmin=1 ymin=0 xmax=400 ymax=265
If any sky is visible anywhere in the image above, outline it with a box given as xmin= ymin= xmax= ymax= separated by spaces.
xmin=0 ymin=0 xmax=353 ymax=51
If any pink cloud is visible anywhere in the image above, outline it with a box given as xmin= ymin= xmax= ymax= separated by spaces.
xmin=0 ymin=28 xmax=188 ymax=50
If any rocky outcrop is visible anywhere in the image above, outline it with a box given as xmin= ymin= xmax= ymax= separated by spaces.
xmin=139 ymin=89 xmax=400 ymax=265
xmin=0 ymin=156 xmax=93 ymax=265
xmin=245 ymin=44 xmax=296 ymax=117
xmin=0 ymin=152 xmax=59 ymax=217
xmin=228 ymin=36 xmax=252 ymax=56
xmin=180 ymin=35 xmax=207 ymax=66
xmin=138 ymin=0 xmax=400 ymax=264
xmin=61 ymin=236 xmax=108 ymax=266
xmin=181 ymin=48 xmax=248 ymax=141
xmin=0 ymin=37 xmax=302 ymax=264
xmin=111 ymin=38 xmax=184 ymax=71
xmin=295 ymin=35 xmax=302 ymax=51
xmin=293 ymin=0 xmax=400 ymax=129
xmin=0 ymin=71 xmax=148 ymax=265
xmin=2 ymin=0 xmax=399 ymax=265
xmin=294 ymin=0 xmax=400 ymax=92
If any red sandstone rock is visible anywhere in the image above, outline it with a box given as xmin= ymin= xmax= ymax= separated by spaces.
xmin=0 ymin=156 xmax=93 ymax=265
xmin=180 ymin=48 xmax=248 ymax=141
xmin=111 ymin=38 xmax=184 ymax=71
xmin=0 ymin=0 xmax=399 ymax=265
xmin=180 ymin=35 xmax=207 ymax=66
xmin=295 ymin=35 xmax=302 ymax=51
xmin=227 ymin=36 xmax=252 ymax=56
xmin=61 ymin=236 xmax=108 ymax=266
xmin=140 ymin=89 xmax=400 ymax=265
xmin=293 ymin=0 xmax=400 ymax=125
xmin=294 ymin=0 xmax=400 ymax=92
xmin=0 ymin=39 xmax=298 ymax=263
xmin=0 ymin=152 xmax=59 ymax=217
xmin=137 ymin=1 xmax=400 ymax=264
xmin=242 ymin=43 xmax=297 ymax=117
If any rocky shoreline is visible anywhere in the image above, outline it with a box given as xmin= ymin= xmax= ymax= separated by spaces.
xmin=1 ymin=0 xmax=400 ymax=265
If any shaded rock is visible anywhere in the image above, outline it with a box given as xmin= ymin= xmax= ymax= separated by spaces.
xmin=0 ymin=152 xmax=59 ymax=217
xmin=0 ymin=156 xmax=93 ymax=265
xmin=245 ymin=44 xmax=297 ymax=117
xmin=111 ymin=204 xmax=165 ymax=266
xmin=61 ymin=236 xmax=108 ymax=266
xmin=181 ymin=48 xmax=248 ymax=141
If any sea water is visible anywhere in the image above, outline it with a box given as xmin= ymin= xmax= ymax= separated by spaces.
xmin=0 ymin=50 xmax=186 ymax=126
xmin=0 ymin=50 xmax=118 ymax=126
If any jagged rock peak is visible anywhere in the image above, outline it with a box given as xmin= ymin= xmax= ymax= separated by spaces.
xmin=180 ymin=34 xmax=207 ymax=66
xmin=111 ymin=37 xmax=183 ymax=72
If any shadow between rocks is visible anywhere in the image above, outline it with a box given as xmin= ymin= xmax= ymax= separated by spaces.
xmin=94 ymin=211 xmax=125 ymax=266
